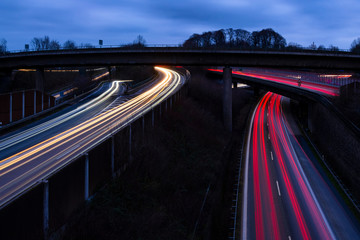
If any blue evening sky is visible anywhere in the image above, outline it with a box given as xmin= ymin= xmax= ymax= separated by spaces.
xmin=1 ymin=0 xmax=360 ymax=51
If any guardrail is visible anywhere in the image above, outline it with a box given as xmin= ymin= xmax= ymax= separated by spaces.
xmin=0 ymin=68 xmax=190 ymax=240
xmin=0 ymin=44 xmax=356 ymax=56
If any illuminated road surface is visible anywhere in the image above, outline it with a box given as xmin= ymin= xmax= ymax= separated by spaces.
xmin=242 ymin=92 xmax=360 ymax=239
xmin=0 ymin=67 xmax=185 ymax=207
xmin=0 ymin=81 xmax=126 ymax=159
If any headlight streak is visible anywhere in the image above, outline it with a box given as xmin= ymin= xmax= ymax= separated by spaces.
xmin=0 ymin=67 xmax=184 ymax=207
xmin=0 ymin=81 xmax=123 ymax=152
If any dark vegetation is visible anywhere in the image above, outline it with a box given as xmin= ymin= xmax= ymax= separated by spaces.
xmin=2 ymin=30 xmax=360 ymax=53
xmin=57 ymin=68 xmax=254 ymax=240
xmin=335 ymin=82 xmax=360 ymax=129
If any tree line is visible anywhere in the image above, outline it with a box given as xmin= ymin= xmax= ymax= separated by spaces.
xmin=183 ymin=28 xmax=287 ymax=49
xmin=182 ymin=28 xmax=360 ymax=53
xmin=1 ymin=31 xmax=360 ymax=53
xmin=0 ymin=35 xmax=146 ymax=54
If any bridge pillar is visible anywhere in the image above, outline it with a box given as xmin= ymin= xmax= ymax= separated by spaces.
xmin=36 ymin=68 xmax=45 ymax=92
xmin=43 ymin=180 xmax=49 ymax=240
xmin=233 ymin=82 xmax=238 ymax=88
xmin=223 ymin=67 xmax=232 ymax=132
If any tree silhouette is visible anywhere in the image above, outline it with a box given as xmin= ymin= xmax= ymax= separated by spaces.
xmin=0 ymin=38 xmax=7 ymax=53
xmin=351 ymin=38 xmax=360 ymax=53
xmin=63 ymin=40 xmax=77 ymax=49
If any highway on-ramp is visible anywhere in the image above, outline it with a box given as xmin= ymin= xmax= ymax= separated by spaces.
xmin=0 ymin=67 xmax=185 ymax=208
xmin=242 ymin=92 xmax=360 ymax=239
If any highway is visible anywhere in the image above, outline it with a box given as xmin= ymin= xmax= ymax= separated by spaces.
xmin=0 ymin=67 xmax=185 ymax=208
xmin=242 ymin=92 xmax=360 ymax=239
xmin=0 ymin=80 xmax=126 ymax=160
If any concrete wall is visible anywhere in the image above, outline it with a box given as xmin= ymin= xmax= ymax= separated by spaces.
xmin=0 ymin=80 xmax=189 ymax=239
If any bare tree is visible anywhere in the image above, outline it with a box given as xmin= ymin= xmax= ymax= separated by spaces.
xmin=31 ymin=36 xmax=60 ymax=51
xmin=328 ymin=45 xmax=339 ymax=51
xmin=0 ymin=38 xmax=7 ymax=53
xmin=63 ymin=40 xmax=77 ymax=49
xmin=212 ymin=29 xmax=226 ymax=47
xmin=49 ymin=40 xmax=60 ymax=50
xmin=183 ymin=34 xmax=202 ymax=48
xmin=234 ymin=29 xmax=251 ymax=48
xmin=226 ymin=28 xmax=235 ymax=46
xmin=309 ymin=42 xmax=317 ymax=50
xmin=202 ymin=31 xmax=213 ymax=47
xmin=133 ymin=35 xmax=146 ymax=46
xmin=351 ymin=38 xmax=360 ymax=53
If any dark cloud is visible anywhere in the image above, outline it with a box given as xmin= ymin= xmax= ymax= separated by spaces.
xmin=1 ymin=0 xmax=360 ymax=50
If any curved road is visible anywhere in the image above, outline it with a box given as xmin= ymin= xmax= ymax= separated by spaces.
xmin=0 ymin=67 xmax=185 ymax=208
xmin=242 ymin=92 xmax=360 ymax=239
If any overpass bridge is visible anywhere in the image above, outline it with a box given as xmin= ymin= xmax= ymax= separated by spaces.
xmin=1 ymin=47 xmax=360 ymax=131
xmin=1 ymin=48 xmax=360 ymax=70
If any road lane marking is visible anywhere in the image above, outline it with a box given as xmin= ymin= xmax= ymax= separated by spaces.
xmin=276 ymin=180 xmax=281 ymax=196
xmin=270 ymin=151 xmax=274 ymax=161
xmin=288 ymin=236 xmax=292 ymax=240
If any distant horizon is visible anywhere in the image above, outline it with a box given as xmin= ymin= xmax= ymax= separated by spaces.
xmin=2 ymin=28 xmax=356 ymax=52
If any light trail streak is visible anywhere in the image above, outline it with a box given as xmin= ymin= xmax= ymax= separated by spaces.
xmin=0 ymin=67 xmax=184 ymax=207
xmin=243 ymin=91 xmax=344 ymax=239
xmin=0 ymin=80 xmax=125 ymax=153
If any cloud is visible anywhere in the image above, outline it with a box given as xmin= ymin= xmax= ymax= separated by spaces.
xmin=1 ymin=0 xmax=360 ymax=50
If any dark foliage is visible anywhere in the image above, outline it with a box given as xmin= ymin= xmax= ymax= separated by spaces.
xmin=183 ymin=28 xmax=286 ymax=50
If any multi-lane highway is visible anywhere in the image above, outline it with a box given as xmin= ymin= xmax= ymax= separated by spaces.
xmin=242 ymin=92 xmax=360 ymax=239
xmin=0 ymin=80 xmax=127 ymax=160
xmin=0 ymin=67 xmax=185 ymax=207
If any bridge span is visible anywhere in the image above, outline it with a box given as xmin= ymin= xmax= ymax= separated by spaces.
xmin=1 ymin=48 xmax=360 ymax=70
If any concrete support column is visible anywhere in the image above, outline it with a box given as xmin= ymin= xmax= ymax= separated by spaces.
xmin=223 ymin=67 xmax=232 ymax=132
xmin=36 ymin=68 xmax=45 ymax=92
xmin=84 ymin=153 xmax=89 ymax=200
xmin=111 ymin=136 xmax=115 ymax=178
xmin=233 ymin=82 xmax=238 ymax=88
xmin=9 ymin=93 xmax=12 ymax=123
xmin=41 ymin=93 xmax=44 ymax=111
xmin=43 ymin=180 xmax=49 ymax=240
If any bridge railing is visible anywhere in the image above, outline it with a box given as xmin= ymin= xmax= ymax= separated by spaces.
xmin=1 ymin=43 xmax=355 ymax=56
